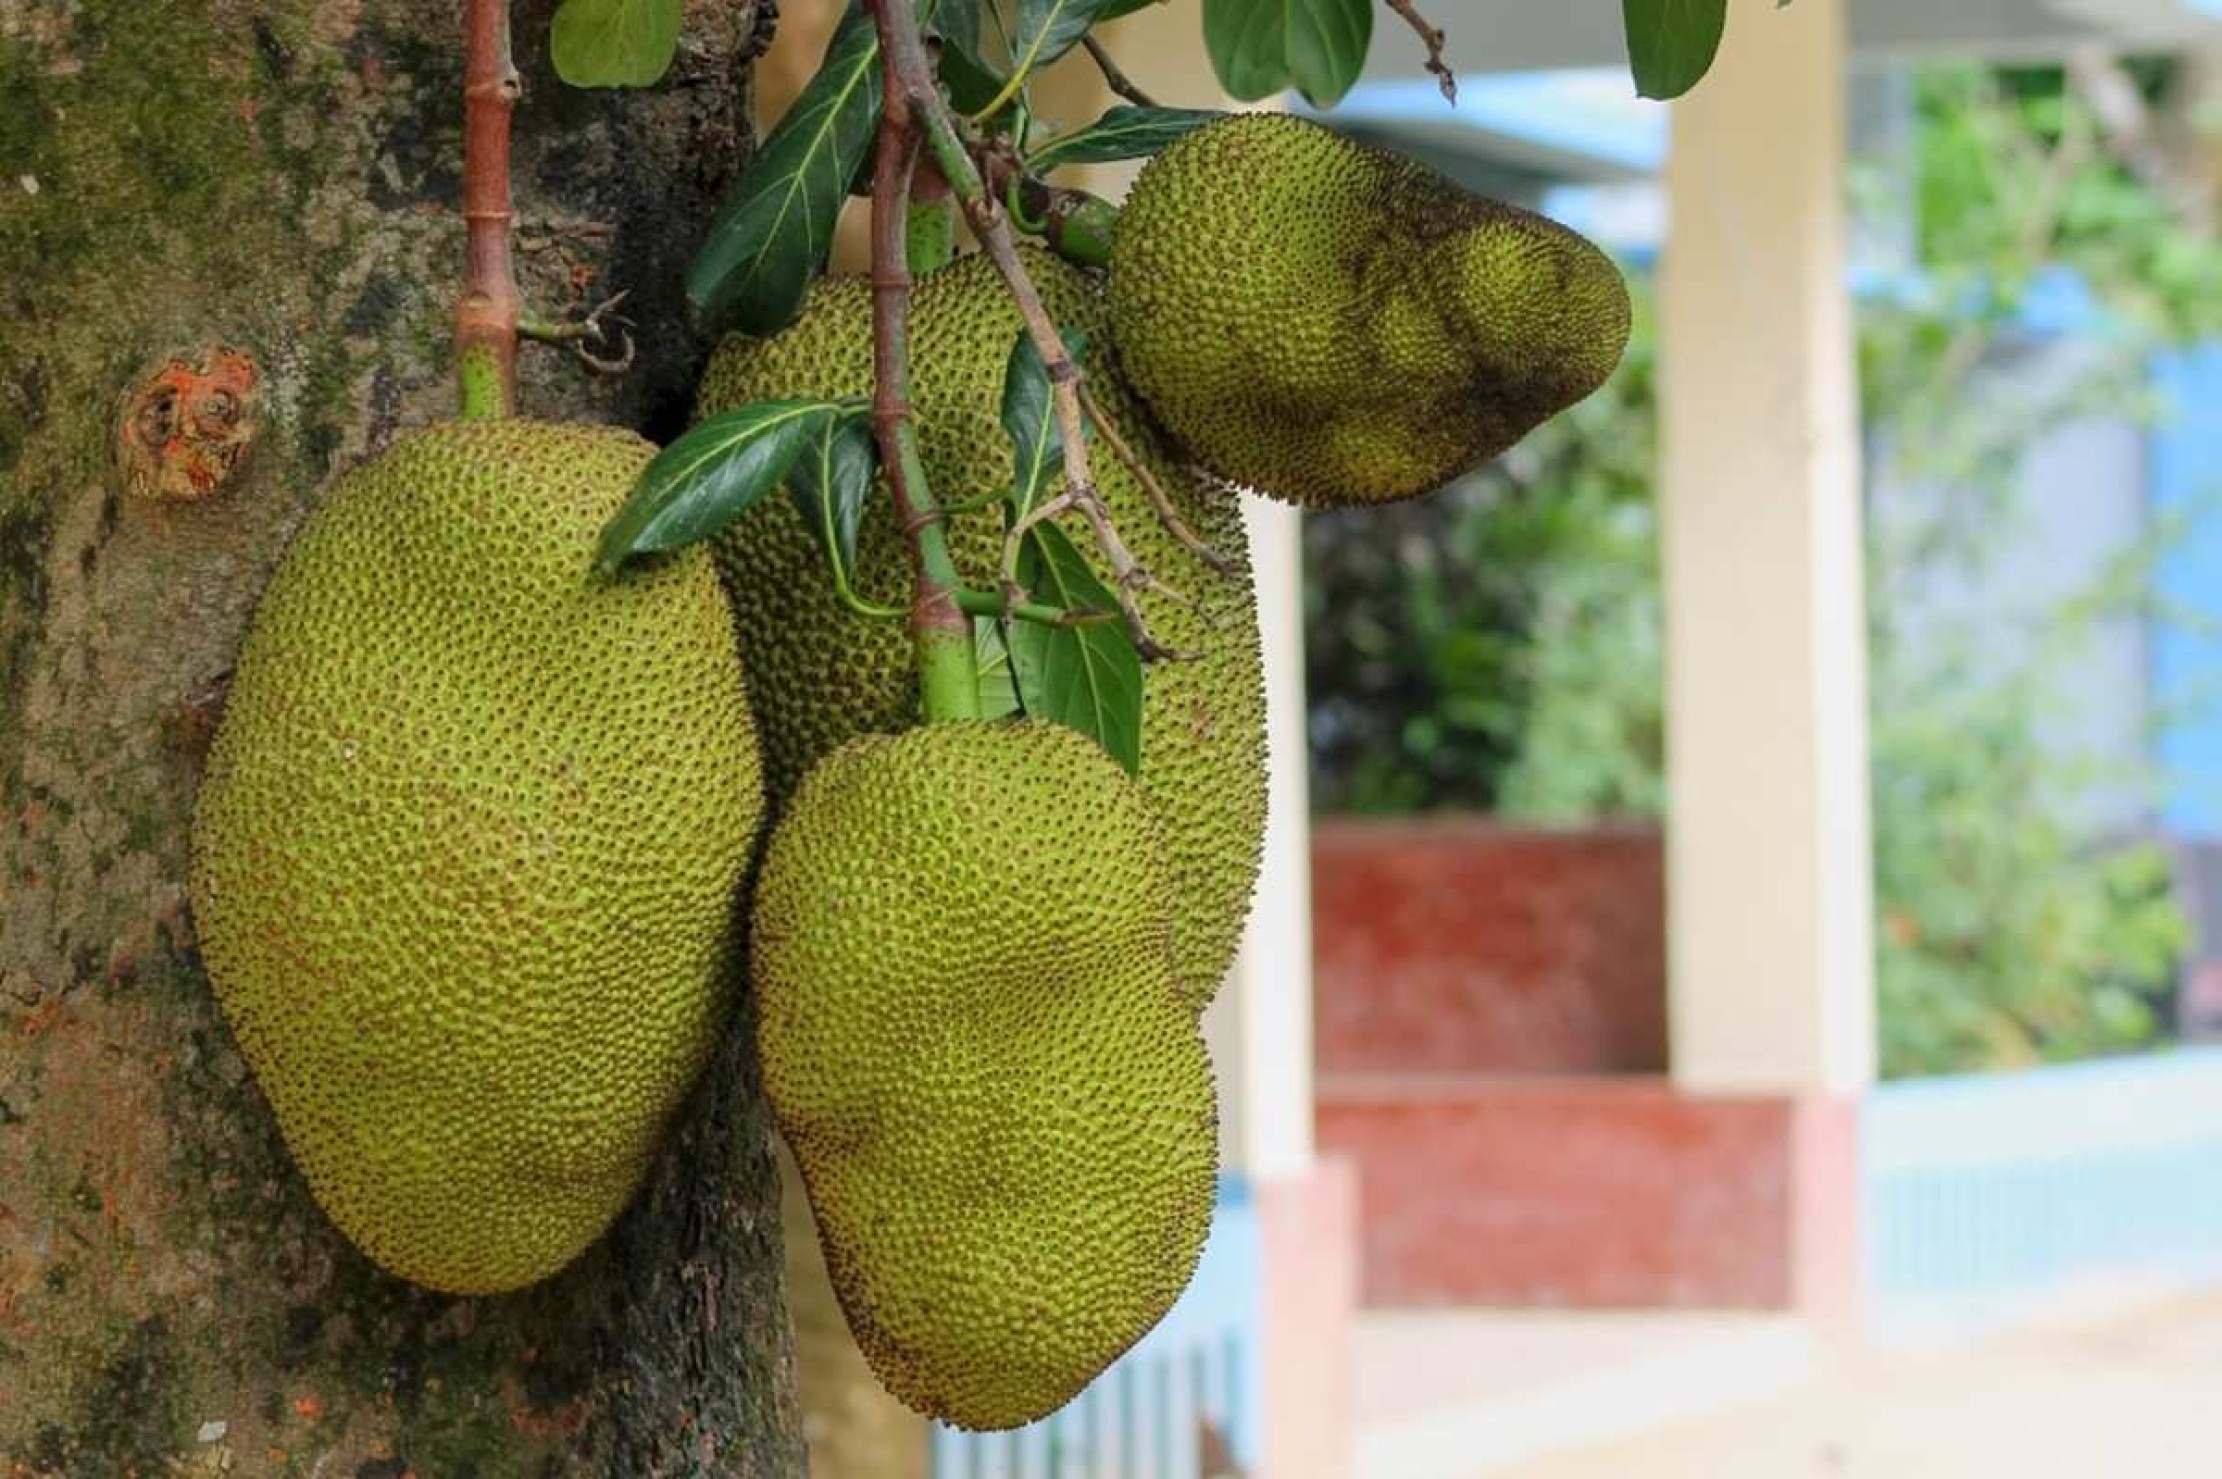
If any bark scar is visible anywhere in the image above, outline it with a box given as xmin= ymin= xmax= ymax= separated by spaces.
xmin=116 ymin=346 xmax=263 ymax=502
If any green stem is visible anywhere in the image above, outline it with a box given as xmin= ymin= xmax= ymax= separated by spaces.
xmin=1029 ymin=183 xmax=1118 ymax=269
xmin=895 ymin=423 xmax=980 ymax=721
xmin=915 ymin=103 xmax=982 ymax=216
xmin=456 ymin=344 xmax=509 ymax=421
xmin=454 ymin=0 xmax=520 ymax=418
xmin=917 ymin=624 xmax=982 ymax=722
xmin=954 ymin=587 xmax=1110 ymax=626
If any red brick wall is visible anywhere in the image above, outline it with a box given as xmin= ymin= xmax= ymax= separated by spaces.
xmin=1316 ymin=1078 xmax=1796 ymax=1308
xmin=1312 ymin=817 xmax=1668 ymax=1077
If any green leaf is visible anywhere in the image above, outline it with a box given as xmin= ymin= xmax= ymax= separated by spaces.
xmin=1000 ymin=325 xmax=1090 ymax=519
xmin=1007 ymin=524 xmax=1143 ymax=772
xmin=1286 ymin=0 xmax=1370 ymax=105
xmin=788 ymin=413 xmax=880 ymax=590
xmin=972 ymin=0 xmax=1111 ymax=118
xmin=551 ymin=0 xmax=684 ymax=87
xmin=596 ymin=400 xmax=849 ymax=572
xmin=1010 ymin=0 xmax=1107 ymax=80
xmin=1024 ymin=106 xmax=1227 ymax=171
xmin=1095 ymin=0 xmax=1163 ymax=19
xmin=973 ymin=617 xmax=1024 ymax=720
xmin=935 ymin=0 xmax=1016 ymax=111
xmin=935 ymin=0 xmax=988 ymax=65
xmin=685 ymin=8 xmax=881 ymax=334
xmin=1620 ymin=0 xmax=1727 ymax=100
xmin=1203 ymin=0 xmax=1370 ymax=108
xmin=937 ymin=43 xmax=1006 ymax=114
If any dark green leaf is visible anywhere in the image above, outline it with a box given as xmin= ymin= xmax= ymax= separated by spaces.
xmin=973 ymin=617 xmax=1024 ymax=720
xmin=597 ymin=400 xmax=848 ymax=572
xmin=685 ymin=8 xmax=880 ymax=334
xmin=551 ymin=0 xmax=684 ymax=87
xmin=935 ymin=0 xmax=1017 ymax=111
xmin=1024 ymin=106 xmax=1227 ymax=171
xmin=937 ymin=36 xmax=1008 ymax=114
xmin=1095 ymin=0 xmax=1162 ymax=19
xmin=1000 ymin=326 xmax=1090 ymax=519
xmin=788 ymin=414 xmax=879 ymax=589
xmin=980 ymin=0 xmax=1110 ymax=116
xmin=1620 ymin=0 xmax=1727 ymax=100
xmin=1203 ymin=0 xmax=1370 ymax=107
xmin=1286 ymin=0 xmax=1370 ymax=106
xmin=1007 ymin=524 xmax=1143 ymax=772
xmin=935 ymin=0 xmax=989 ymax=64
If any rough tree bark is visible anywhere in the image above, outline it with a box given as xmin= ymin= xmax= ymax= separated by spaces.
xmin=0 ymin=1 xmax=805 ymax=1472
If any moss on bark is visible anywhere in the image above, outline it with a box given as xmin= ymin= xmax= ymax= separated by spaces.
xmin=0 ymin=2 xmax=802 ymax=1472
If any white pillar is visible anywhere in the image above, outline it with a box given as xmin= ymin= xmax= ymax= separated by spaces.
xmin=1660 ymin=0 xmax=1875 ymax=1095
xmin=1207 ymin=498 xmax=1315 ymax=1178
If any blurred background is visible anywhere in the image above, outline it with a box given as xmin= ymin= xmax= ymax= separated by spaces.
xmin=761 ymin=0 xmax=2222 ymax=1474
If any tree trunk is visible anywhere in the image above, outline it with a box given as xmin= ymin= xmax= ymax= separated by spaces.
xmin=0 ymin=1 xmax=804 ymax=1472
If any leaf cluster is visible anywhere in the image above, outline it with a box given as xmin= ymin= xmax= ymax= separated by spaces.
xmin=548 ymin=0 xmax=1752 ymax=136
xmin=556 ymin=0 xmax=1766 ymax=783
xmin=595 ymin=325 xmax=1144 ymax=768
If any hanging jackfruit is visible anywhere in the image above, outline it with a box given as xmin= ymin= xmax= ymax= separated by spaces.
xmin=697 ymin=248 xmax=1264 ymax=1008
xmin=1108 ymin=112 xmax=1631 ymax=506
xmin=190 ymin=419 xmax=763 ymax=1295
xmin=752 ymin=720 xmax=1217 ymax=1431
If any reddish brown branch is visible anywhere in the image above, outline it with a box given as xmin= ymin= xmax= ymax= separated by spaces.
xmin=455 ymin=0 xmax=522 ymax=416
xmin=866 ymin=0 xmax=975 ymax=709
xmin=878 ymin=0 xmax=1179 ymax=659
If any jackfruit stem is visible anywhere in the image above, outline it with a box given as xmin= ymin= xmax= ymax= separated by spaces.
xmin=882 ymin=11 xmax=1180 ymax=660
xmin=954 ymin=587 xmax=1118 ymax=629
xmin=868 ymin=0 xmax=981 ymax=726
xmin=1034 ymin=186 xmax=1119 ymax=270
xmin=455 ymin=0 xmax=521 ymax=420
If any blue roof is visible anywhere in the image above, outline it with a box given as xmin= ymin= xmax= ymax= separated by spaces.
xmin=1319 ymin=71 xmax=1668 ymax=176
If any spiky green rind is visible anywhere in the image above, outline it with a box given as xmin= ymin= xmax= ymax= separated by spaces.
xmin=697 ymin=249 xmax=1266 ymax=1007
xmin=752 ymin=721 xmax=1217 ymax=1431
xmin=1108 ymin=113 xmax=1632 ymax=506
xmin=190 ymin=419 xmax=764 ymax=1295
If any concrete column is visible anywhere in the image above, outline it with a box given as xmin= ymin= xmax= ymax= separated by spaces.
xmin=1660 ymin=0 xmax=1876 ymax=1096
xmin=1212 ymin=496 xmax=1317 ymax=1179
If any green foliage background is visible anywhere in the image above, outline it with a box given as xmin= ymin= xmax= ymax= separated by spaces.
xmin=1305 ymin=61 xmax=2219 ymax=1077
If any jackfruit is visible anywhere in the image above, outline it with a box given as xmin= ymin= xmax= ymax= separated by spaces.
xmin=1107 ymin=112 xmax=1632 ymax=506
xmin=190 ymin=419 xmax=763 ymax=1295
xmin=697 ymin=247 xmax=1264 ymax=1007
xmin=752 ymin=720 xmax=1217 ymax=1431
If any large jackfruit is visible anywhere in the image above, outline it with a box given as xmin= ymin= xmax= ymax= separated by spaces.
xmin=1108 ymin=113 xmax=1631 ymax=507
xmin=697 ymin=248 xmax=1264 ymax=1006
xmin=190 ymin=420 xmax=763 ymax=1295
xmin=753 ymin=721 xmax=1217 ymax=1431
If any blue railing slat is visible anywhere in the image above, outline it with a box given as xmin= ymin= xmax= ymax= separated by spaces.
xmin=1866 ymin=1050 xmax=2222 ymax=1321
